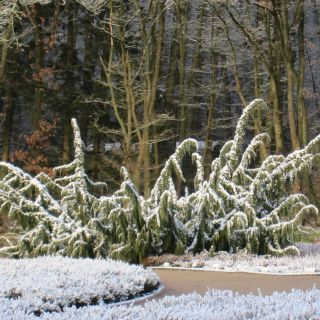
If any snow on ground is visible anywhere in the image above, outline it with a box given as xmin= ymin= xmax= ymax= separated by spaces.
xmin=148 ymin=243 xmax=320 ymax=275
xmin=1 ymin=288 xmax=320 ymax=319
xmin=2 ymin=245 xmax=320 ymax=319
xmin=0 ymin=257 xmax=159 ymax=315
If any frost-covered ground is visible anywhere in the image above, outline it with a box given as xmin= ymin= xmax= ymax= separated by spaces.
xmin=148 ymin=243 xmax=320 ymax=274
xmin=0 ymin=257 xmax=159 ymax=315
xmin=1 ymin=288 xmax=320 ymax=319
xmin=2 ymin=247 xmax=320 ymax=319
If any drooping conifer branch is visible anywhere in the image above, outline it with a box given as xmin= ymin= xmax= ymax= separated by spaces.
xmin=1 ymin=100 xmax=319 ymax=262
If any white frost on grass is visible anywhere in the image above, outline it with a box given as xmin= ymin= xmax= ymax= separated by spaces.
xmin=0 ymin=257 xmax=159 ymax=315
xmin=1 ymin=288 xmax=320 ymax=319
xmin=152 ymin=243 xmax=320 ymax=274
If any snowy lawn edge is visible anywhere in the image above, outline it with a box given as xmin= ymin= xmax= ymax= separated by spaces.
xmin=151 ymin=266 xmax=320 ymax=276
xmin=146 ymin=243 xmax=320 ymax=275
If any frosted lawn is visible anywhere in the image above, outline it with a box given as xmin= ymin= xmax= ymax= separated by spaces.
xmin=1 ymin=288 xmax=320 ymax=319
xmin=0 ymin=256 xmax=159 ymax=315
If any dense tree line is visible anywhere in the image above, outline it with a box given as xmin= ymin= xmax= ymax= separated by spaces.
xmin=1 ymin=0 xmax=320 ymax=197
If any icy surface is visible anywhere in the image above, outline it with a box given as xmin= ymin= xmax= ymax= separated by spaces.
xmin=0 ymin=257 xmax=159 ymax=314
xmin=150 ymin=243 xmax=320 ymax=274
xmin=1 ymin=288 xmax=320 ymax=319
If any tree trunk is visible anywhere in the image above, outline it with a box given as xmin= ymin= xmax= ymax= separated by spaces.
xmin=177 ymin=0 xmax=187 ymax=141
xmin=186 ymin=2 xmax=205 ymax=134
xmin=1 ymin=88 xmax=14 ymax=162
xmin=270 ymin=75 xmax=284 ymax=154
xmin=143 ymin=109 xmax=151 ymax=197
xmin=151 ymin=1 xmax=166 ymax=179
xmin=175 ymin=0 xmax=188 ymax=196
xmin=277 ymin=0 xmax=300 ymax=151
xmin=165 ymin=25 xmax=179 ymax=111
xmin=63 ymin=4 xmax=75 ymax=163
xmin=297 ymin=0 xmax=308 ymax=147
xmin=286 ymin=65 xmax=300 ymax=150
xmin=32 ymin=4 xmax=43 ymax=131
xmin=0 ymin=19 xmax=13 ymax=83
xmin=204 ymin=46 xmax=217 ymax=177
xmin=80 ymin=15 xmax=95 ymax=145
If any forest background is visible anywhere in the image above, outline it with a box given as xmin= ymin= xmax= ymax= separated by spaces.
xmin=1 ymin=0 xmax=320 ymax=202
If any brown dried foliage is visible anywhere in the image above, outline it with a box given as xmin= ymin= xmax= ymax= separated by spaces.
xmin=11 ymin=119 xmax=57 ymax=176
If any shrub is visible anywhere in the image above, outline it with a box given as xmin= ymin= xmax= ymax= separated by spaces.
xmin=0 ymin=99 xmax=319 ymax=262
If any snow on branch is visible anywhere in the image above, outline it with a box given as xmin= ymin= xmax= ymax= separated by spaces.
xmin=1 ymin=100 xmax=319 ymax=262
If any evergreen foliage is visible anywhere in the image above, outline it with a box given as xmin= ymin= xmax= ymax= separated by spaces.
xmin=0 ymin=99 xmax=319 ymax=262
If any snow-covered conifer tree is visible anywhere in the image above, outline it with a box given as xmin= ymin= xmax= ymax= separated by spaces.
xmin=1 ymin=99 xmax=319 ymax=261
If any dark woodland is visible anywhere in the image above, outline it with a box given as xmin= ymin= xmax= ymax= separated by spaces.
xmin=1 ymin=0 xmax=320 ymax=198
